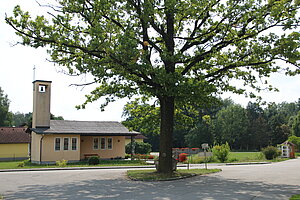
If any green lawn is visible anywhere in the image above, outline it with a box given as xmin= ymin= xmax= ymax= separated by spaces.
xmin=127 ymin=168 xmax=221 ymax=181
xmin=228 ymin=152 xmax=264 ymax=162
xmin=290 ymin=194 xmax=300 ymax=200
xmin=186 ymin=151 xmax=289 ymax=164
xmin=0 ymin=159 xmax=146 ymax=170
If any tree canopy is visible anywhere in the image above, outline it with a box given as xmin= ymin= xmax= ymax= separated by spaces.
xmin=123 ymin=98 xmax=300 ymax=151
xmin=6 ymin=0 xmax=300 ymax=173
xmin=0 ymin=87 xmax=12 ymax=126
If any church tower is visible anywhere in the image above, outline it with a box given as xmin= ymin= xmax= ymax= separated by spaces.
xmin=32 ymin=80 xmax=52 ymax=128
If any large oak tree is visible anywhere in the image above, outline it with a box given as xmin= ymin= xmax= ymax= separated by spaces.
xmin=6 ymin=0 xmax=300 ymax=173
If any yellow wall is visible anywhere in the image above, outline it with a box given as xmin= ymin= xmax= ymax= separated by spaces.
xmin=31 ymin=132 xmax=42 ymax=162
xmin=0 ymin=143 xmax=29 ymax=158
xmin=31 ymin=133 xmax=126 ymax=163
xmin=31 ymin=132 xmax=81 ymax=163
xmin=125 ymin=138 xmax=144 ymax=146
xmin=41 ymin=134 xmax=80 ymax=162
xmin=80 ymin=136 xmax=125 ymax=159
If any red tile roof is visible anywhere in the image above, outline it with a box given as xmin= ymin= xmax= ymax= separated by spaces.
xmin=0 ymin=127 xmax=30 ymax=144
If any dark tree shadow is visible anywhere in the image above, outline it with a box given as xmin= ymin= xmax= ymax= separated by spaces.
xmin=3 ymin=174 xmax=300 ymax=200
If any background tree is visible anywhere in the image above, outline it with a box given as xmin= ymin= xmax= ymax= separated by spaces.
xmin=265 ymin=103 xmax=291 ymax=145
xmin=185 ymin=115 xmax=214 ymax=148
xmin=6 ymin=0 xmax=300 ymax=173
xmin=214 ymin=104 xmax=249 ymax=149
xmin=0 ymin=87 xmax=13 ymax=127
xmin=246 ymin=102 xmax=269 ymax=150
xmin=122 ymin=98 xmax=161 ymax=151
xmin=12 ymin=112 xmax=32 ymax=127
xmin=291 ymin=111 xmax=300 ymax=136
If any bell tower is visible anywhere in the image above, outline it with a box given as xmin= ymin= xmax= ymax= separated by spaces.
xmin=32 ymin=80 xmax=52 ymax=128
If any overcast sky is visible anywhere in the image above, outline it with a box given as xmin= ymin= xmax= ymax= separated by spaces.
xmin=0 ymin=0 xmax=299 ymax=122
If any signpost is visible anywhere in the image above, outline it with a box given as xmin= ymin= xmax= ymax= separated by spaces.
xmin=202 ymin=143 xmax=209 ymax=170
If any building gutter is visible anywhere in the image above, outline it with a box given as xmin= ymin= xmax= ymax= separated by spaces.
xmin=40 ymin=134 xmax=45 ymax=164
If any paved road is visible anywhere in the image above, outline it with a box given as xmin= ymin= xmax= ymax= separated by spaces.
xmin=0 ymin=158 xmax=299 ymax=200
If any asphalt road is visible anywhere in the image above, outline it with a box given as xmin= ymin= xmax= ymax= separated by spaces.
xmin=0 ymin=158 xmax=299 ymax=200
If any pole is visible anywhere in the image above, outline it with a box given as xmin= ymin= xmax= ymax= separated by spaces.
xmin=33 ymin=65 xmax=36 ymax=81
xmin=204 ymin=149 xmax=207 ymax=170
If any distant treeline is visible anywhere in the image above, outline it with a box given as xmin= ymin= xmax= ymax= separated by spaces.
xmin=122 ymin=98 xmax=300 ymax=151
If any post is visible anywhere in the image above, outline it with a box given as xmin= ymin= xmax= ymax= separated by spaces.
xmin=204 ymin=149 xmax=207 ymax=170
xmin=202 ymin=143 xmax=209 ymax=170
xmin=187 ymin=155 xmax=190 ymax=170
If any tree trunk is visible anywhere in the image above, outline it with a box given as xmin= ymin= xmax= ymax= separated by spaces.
xmin=158 ymin=96 xmax=175 ymax=173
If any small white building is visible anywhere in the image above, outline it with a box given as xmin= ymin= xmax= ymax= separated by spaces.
xmin=278 ymin=141 xmax=296 ymax=158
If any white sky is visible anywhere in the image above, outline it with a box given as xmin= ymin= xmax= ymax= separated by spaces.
xmin=0 ymin=0 xmax=299 ymax=122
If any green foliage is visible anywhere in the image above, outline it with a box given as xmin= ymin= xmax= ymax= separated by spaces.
xmin=261 ymin=146 xmax=281 ymax=160
xmin=212 ymin=143 xmax=231 ymax=163
xmin=56 ymin=159 xmax=68 ymax=167
xmin=214 ymin=104 xmax=249 ymax=149
xmin=6 ymin=0 xmax=300 ymax=173
xmin=12 ymin=112 xmax=32 ymax=127
xmin=88 ymin=156 xmax=100 ymax=165
xmin=0 ymin=87 xmax=13 ymax=126
xmin=125 ymin=141 xmax=152 ymax=155
xmin=17 ymin=161 xmax=25 ymax=167
xmin=288 ymin=135 xmax=300 ymax=151
xmin=290 ymin=194 xmax=300 ymax=200
xmin=185 ymin=116 xmax=214 ymax=148
xmin=122 ymin=99 xmax=160 ymax=151
xmin=50 ymin=113 xmax=64 ymax=120
xmin=291 ymin=111 xmax=300 ymax=137
xmin=18 ymin=159 xmax=34 ymax=167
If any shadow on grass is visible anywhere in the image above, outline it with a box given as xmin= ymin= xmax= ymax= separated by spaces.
xmin=3 ymin=174 xmax=300 ymax=200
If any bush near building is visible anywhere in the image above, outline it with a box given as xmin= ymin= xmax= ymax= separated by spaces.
xmin=262 ymin=146 xmax=281 ymax=160
xmin=125 ymin=142 xmax=152 ymax=155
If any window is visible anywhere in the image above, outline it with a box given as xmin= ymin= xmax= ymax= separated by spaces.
xmin=55 ymin=138 xmax=61 ymax=151
xmin=63 ymin=138 xmax=69 ymax=150
xmin=93 ymin=138 xmax=99 ymax=150
xmin=39 ymin=85 xmax=46 ymax=92
xmin=107 ymin=138 xmax=113 ymax=150
xmin=72 ymin=138 xmax=78 ymax=151
xmin=100 ymin=137 xmax=106 ymax=150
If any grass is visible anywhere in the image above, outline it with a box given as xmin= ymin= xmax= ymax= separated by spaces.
xmin=0 ymin=159 xmax=146 ymax=170
xmin=0 ymin=194 xmax=3 ymax=199
xmin=127 ymin=168 xmax=221 ymax=181
xmin=290 ymin=194 xmax=300 ymax=200
xmin=227 ymin=152 xmax=271 ymax=162
xmin=185 ymin=151 xmax=290 ymax=164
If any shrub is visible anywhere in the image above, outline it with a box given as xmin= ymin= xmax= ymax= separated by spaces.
xmin=56 ymin=159 xmax=68 ymax=167
xmin=125 ymin=142 xmax=152 ymax=154
xmin=212 ymin=143 xmax=230 ymax=163
xmin=18 ymin=159 xmax=31 ymax=167
xmin=288 ymin=135 xmax=300 ymax=151
xmin=88 ymin=156 xmax=100 ymax=165
xmin=135 ymin=154 xmax=155 ymax=159
xmin=24 ymin=159 xmax=31 ymax=166
xmin=17 ymin=161 xmax=25 ymax=167
xmin=179 ymin=153 xmax=188 ymax=162
xmin=125 ymin=154 xmax=131 ymax=159
xmin=262 ymin=146 xmax=281 ymax=160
